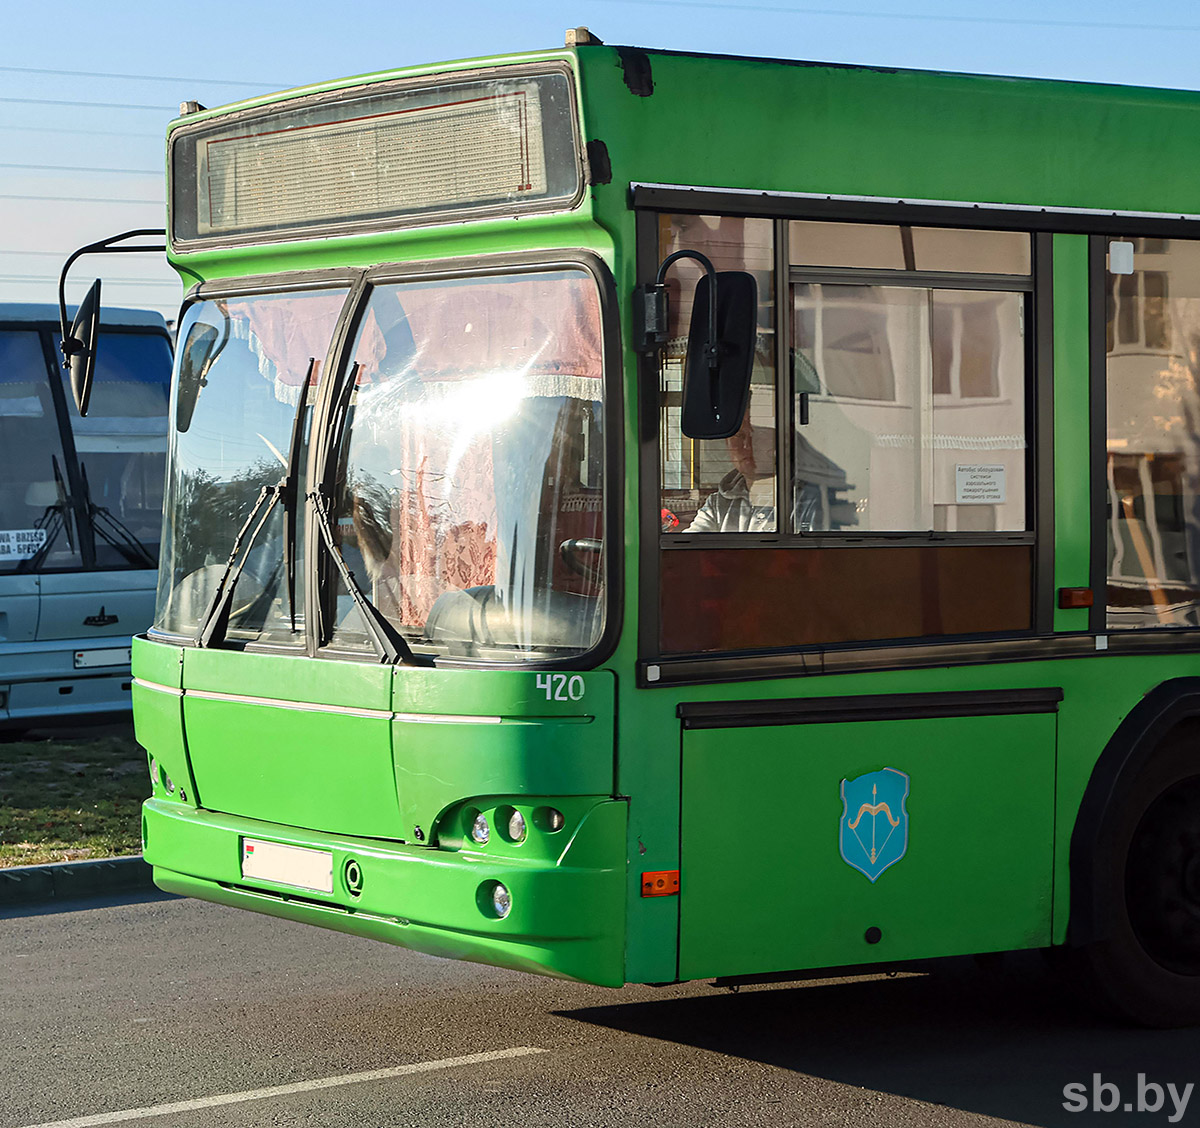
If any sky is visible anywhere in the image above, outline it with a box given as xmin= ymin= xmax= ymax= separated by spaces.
xmin=4 ymin=0 xmax=1200 ymax=319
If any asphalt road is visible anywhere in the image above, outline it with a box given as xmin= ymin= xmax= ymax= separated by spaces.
xmin=3 ymin=893 xmax=1200 ymax=1128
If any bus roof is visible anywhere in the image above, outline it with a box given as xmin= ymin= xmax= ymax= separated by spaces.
xmin=171 ymin=40 xmax=1200 ymax=129
xmin=0 ymin=302 xmax=168 ymax=330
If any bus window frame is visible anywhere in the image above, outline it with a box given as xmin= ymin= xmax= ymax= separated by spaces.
xmin=150 ymin=252 xmax=625 ymax=674
xmin=167 ymin=62 xmax=589 ymax=255
xmin=636 ymin=195 xmax=1059 ymax=683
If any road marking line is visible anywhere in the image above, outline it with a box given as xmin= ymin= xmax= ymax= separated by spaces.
xmin=17 ymin=1047 xmax=548 ymax=1128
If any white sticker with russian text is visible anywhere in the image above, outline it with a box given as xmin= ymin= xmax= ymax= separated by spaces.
xmin=955 ymin=464 xmax=1006 ymax=505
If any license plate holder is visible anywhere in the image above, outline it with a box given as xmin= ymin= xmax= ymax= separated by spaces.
xmin=74 ymin=647 xmax=131 ymax=669
xmin=241 ymin=838 xmax=334 ymax=894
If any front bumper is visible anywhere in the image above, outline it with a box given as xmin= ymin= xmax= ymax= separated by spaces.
xmin=0 ymin=640 xmax=133 ymax=726
xmin=143 ymin=796 xmax=628 ymax=986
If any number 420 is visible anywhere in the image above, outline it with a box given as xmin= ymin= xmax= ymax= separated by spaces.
xmin=536 ymin=673 xmax=585 ymax=701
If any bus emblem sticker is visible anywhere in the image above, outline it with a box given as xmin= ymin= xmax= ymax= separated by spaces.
xmin=839 ymin=767 xmax=910 ymax=882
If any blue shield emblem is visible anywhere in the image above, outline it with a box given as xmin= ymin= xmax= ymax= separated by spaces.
xmin=839 ymin=767 xmax=909 ymax=882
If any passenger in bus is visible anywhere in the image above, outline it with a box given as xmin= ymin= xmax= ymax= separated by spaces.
xmin=685 ymin=415 xmax=847 ymax=533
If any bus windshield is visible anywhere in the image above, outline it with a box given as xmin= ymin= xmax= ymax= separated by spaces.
xmin=154 ymin=267 xmax=608 ymax=662
xmin=327 ymin=268 xmax=607 ymax=661
xmin=0 ymin=325 xmax=169 ymax=574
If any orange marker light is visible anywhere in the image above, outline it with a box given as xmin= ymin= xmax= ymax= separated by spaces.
xmin=1058 ymin=587 xmax=1094 ymax=610
xmin=641 ymin=870 xmax=680 ymax=897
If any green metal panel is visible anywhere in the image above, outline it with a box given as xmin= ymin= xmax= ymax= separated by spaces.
xmin=680 ymin=712 xmax=1056 ymax=979
xmin=180 ymin=649 xmax=398 ymax=838
xmin=576 ymin=47 xmax=1200 ymax=218
xmin=390 ymin=668 xmax=615 ymax=839
xmin=131 ymin=638 xmax=196 ymax=809
xmin=131 ymin=635 xmax=183 ymax=689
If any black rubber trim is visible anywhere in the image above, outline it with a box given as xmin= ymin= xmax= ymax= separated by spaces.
xmin=631 ymin=184 xmax=1200 ymax=240
xmin=640 ymin=627 xmax=1200 ymax=688
xmin=677 ymin=686 xmax=1063 ymax=729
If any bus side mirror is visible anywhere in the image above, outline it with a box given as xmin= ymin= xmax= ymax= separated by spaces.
xmin=63 ymin=279 xmax=102 ymax=417
xmin=680 ymin=270 xmax=757 ymax=440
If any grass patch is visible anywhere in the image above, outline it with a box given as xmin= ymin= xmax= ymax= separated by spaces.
xmin=0 ymin=727 xmax=147 ymax=867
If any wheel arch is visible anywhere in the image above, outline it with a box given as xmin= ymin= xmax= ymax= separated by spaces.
xmin=1068 ymin=676 xmax=1200 ymax=946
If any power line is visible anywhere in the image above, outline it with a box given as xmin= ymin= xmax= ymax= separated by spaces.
xmin=0 ymin=193 xmax=161 ymax=205
xmin=0 ymin=274 xmax=180 ymax=287
xmin=0 ymin=124 xmax=164 ymax=139
xmin=0 ymin=64 xmax=285 ymax=88
xmin=591 ymin=0 xmax=1200 ymax=33
xmin=0 ymin=163 xmax=159 ymax=176
xmin=0 ymin=254 xmax=176 ymax=277
xmin=0 ymin=96 xmax=172 ymax=111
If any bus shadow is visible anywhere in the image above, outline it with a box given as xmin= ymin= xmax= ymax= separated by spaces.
xmin=557 ymin=956 xmax=1200 ymax=1127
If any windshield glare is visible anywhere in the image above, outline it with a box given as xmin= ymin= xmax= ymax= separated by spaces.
xmin=329 ymin=269 xmax=606 ymax=660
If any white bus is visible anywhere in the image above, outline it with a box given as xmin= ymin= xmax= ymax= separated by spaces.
xmin=0 ymin=303 xmax=171 ymax=731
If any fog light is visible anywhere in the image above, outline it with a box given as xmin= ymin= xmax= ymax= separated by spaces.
xmin=507 ymin=809 xmax=526 ymax=843
xmin=492 ymin=882 xmax=511 ymax=919
xmin=471 ymin=813 xmax=490 ymax=845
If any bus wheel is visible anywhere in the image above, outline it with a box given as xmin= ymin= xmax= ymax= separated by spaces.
xmin=1076 ymin=738 xmax=1200 ymax=1026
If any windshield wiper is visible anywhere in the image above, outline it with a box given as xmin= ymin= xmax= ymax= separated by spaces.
xmin=309 ymin=486 xmax=431 ymax=666
xmin=78 ymin=462 xmax=156 ymax=568
xmin=195 ymin=358 xmax=316 ymax=648
xmin=196 ymin=483 xmax=283 ymax=648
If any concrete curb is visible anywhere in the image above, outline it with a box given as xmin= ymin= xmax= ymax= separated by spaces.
xmin=0 ymin=855 xmax=155 ymax=909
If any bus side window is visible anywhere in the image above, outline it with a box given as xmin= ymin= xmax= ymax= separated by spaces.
xmin=658 ymin=213 xmax=777 ymax=534
xmin=657 ymin=214 xmax=1035 ymax=655
xmin=1105 ymin=236 xmax=1200 ymax=631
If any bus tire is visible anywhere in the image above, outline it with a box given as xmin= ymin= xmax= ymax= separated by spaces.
xmin=1071 ymin=729 xmax=1200 ymax=1026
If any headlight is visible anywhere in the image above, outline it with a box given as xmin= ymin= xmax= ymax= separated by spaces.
xmin=507 ymin=809 xmax=526 ymax=843
xmin=471 ymin=813 xmax=490 ymax=845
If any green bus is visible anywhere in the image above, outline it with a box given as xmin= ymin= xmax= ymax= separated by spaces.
xmin=92 ymin=32 xmax=1200 ymax=1025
